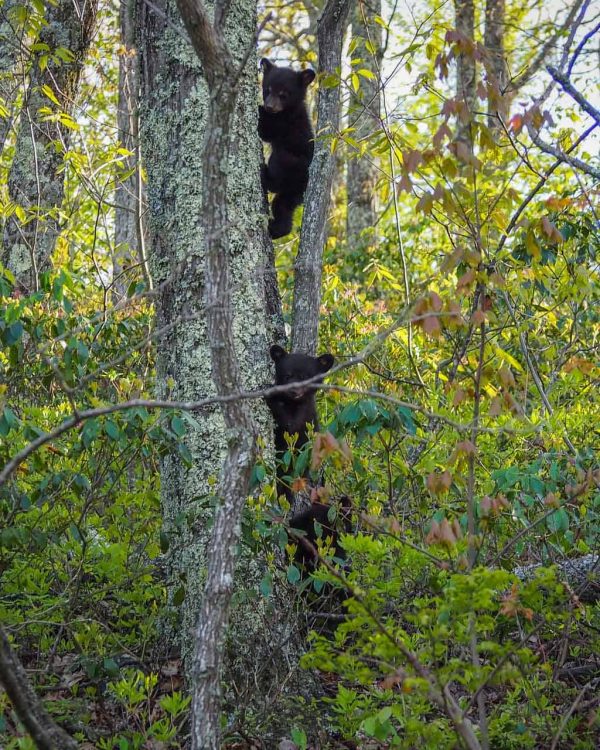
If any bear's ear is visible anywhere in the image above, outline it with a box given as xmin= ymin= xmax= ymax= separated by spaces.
xmin=260 ymin=58 xmax=273 ymax=73
xmin=270 ymin=344 xmax=287 ymax=362
xmin=300 ymin=68 xmax=316 ymax=87
xmin=317 ymin=353 xmax=334 ymax=372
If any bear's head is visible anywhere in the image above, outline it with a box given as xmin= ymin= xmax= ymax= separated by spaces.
xmin=270 ymin=344 xmax=334 ymax=401
xmin=260 ymin=59 xmax=316 ymax=114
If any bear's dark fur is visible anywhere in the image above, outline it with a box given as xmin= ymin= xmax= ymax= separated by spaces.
xmin=266 ymin=344 xmax=334 ymax=501
xmin=258 ymin=59 xmax=316 ymax=239
xmin=288 ymin=496 xmax=352 ymax=574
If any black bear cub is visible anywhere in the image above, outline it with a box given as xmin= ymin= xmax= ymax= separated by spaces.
xmin=289 ymin=495 xmax=352 ymax=574
xmin=259 ymin=59 xmax=316 ymax=239
xmin=266 ymin=344 xmax=334 ymax=501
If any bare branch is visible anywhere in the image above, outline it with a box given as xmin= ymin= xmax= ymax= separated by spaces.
xmin=527 ymin=125 xmax=600 ymax=180
xmin=507 ymin=0 xmax=587 ymax=93
xmin=547 ymin=64 xmax=600 ymax=124
xmin=498 ymin=123 xmax=597 ymax=254
xmin=566 ymin=19 xmax=600 ymax=77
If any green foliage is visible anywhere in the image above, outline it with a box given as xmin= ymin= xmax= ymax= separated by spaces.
xmin=1 ymin=0 xmax=599 ymax=747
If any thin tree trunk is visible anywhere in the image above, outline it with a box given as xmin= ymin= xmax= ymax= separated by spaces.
xmin=291 ymin=0 xmax=353 ymax=354
xmin=453 ymin=0 xmax=475 ymax=145
xmin=0 ymin=625 xmax=77 ymax=750
xmin=138 ymin=0 xmax=308 ymax=737
xmin=346 ymin=0 xmax=381 ymax=247
xmin=484 ymin=0 xmax=508 ymax=129
xmin=113 ymin=0 xmax=149 ymax=299
xmin=2 ymin=0 xmax=98 ymax=292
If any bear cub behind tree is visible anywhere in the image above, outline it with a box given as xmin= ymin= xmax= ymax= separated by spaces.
xmin=266 ymin=344 xmax=334 ymax=501
xmin=258 ymin=59 xmax=316 ymax=239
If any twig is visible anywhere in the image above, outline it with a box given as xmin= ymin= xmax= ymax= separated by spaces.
xmin=498 ymin=123 xmax=596 ymax=254
xmin=550 ymin=678 xmax=599 ymax=750
xmin=527 ymin=126 xmax=600 ymax=181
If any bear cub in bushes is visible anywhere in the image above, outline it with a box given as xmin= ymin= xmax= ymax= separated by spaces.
xmin=266 ymin=344 xmax=351 ymax=580
xmin=289 ymin=495 xmax=352 ymax=574
xmin=266 ymin=344 xmax=334 ymax=501
xmin=258 ymin=59 xmax=316 ymax=239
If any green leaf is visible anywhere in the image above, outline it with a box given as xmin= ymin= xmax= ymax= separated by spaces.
xmin=547 ymin=508 xmax=569 ymax=533
xmin=103 ymin=658 xmax=120 ymax=677
xmin=105 ymin=420 xmax=120 ymax=441
xmin=291 ymin=728 xmax=307 ymax=750
xmin=41 ymin=84 xmax=60 ymax=106
xmin=259 ymin=571 xmax=273 ymax=598
xmin=5 ymin=321 xmax=23 ymax=345
xmin=171 ymin=415 xmax=186 ymax=437
xmin=286 ymin=564 xmax=301 ymax=584
xmin=397 ymin=406 xmax=416 ymax=434
xmin=173 ymin=586 xmax=185 ymax=606
xmin=82 ymin=419 xmax=100 ymax=448
xmin=177 ymin=442 xmax=193 ymax=467
xmin=73 ymin=473 xmax=91 ymax=492
xmin=160 ymin=531 xmax=170 ymax=553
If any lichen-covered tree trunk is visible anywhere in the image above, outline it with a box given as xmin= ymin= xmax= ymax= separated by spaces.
xmin=484 ymin=0 xmax=508 ymax=129
xmin=346 ymin=0 xmax=381 ymax=247
xmin=1 ymin=0 xmax=98 ymax=292
xmin=138 ymin=0 xmax=308 ymax=735
xmin=291 ymin=0 xmax=352 ymax=354
xmin=0 ymin=0 xmax=27 ymax=154
xmin=453 ymin=0 xmax=475 ymax=144
xmin=113 ymin=0 xmax=149 ymax=299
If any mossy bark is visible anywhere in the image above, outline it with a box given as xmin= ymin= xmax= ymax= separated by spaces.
xmin=1 ymin=0 xmax=98 ymax=291
xmin=113 ymin=0 xmax=149 ymax=299
xmin=138 ymin=0 xmax=310 ymax=737
xmin=346 ymin=0 xmax=382 ymax=248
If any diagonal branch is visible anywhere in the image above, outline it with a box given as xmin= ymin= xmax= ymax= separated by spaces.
xmin=0 ymin=626 xmax=77 ymax=750
xmin=547 ymin=64 xmax=600 ymax=125
xmin=506 ymin=0 xmax=586 ymax=93
xmin=498 ymin=123 xmax=596 ymax=254
xmin=527 ymin=125 xmax=600 ymax=180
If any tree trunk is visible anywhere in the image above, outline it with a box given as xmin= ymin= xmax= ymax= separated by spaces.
xmin=2 ymin=0 xmax=98 ymax=292
xmin=0 ymin=0 xmax=27 ymax=154
xmin=346 ymin=0 xmax=381 ymax=248
xmin=484 ymin=0 xmax=508 ymax=129
xmin=453 ymin=0 xmax=475 ymax=145
xmin=0 ymin=626 xmax=77 ymax=750
xmin=138 ymin=0 xmax=309 ymax=736
xmin=113 ymin=0 xmax=149 ymax=299
xmin=291 ymin=0 xmax=353 ymax=354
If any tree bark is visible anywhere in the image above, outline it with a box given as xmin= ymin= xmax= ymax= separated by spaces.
xmin=484 ymin=0 xmax=507 ymax=128
xmin=113 ymin=0 xmax=150 ymax=299
xmin=453 ymin=0 xmax=475 ymax=145
xmin=291 ymin=0 xmax=353 ymax=354
xmin=0 ymin=625 xmax=77 ymax=750
xmin=138 ymin=0 xmax=308 ymax=738
xmin=2 ymin=0 xmax=98 ymax=292
xmin=0 ymin=0 xmax=27 ymax=154
xmin=346 ymin=0 xmax=381 ymax=248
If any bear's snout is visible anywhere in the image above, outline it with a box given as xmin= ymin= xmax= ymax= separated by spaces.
xmin=264 ymin=96 xmax=283 ymax=114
